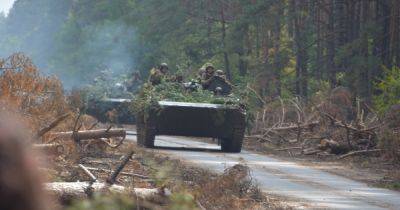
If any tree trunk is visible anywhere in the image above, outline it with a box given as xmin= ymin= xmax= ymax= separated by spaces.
xmin=327 ymin=0 xmax=337 ymax=87
xmin=46 ymin=182 xmax=170 ymax=204
xmin=380 ymin=0 xmax=391 ymax=68
xmin=294 ymin=0 xmax=309 ymax=98
xmin=220 ymin=5 xmax=231 ymax=80
xmin=358 ymin=0 xmax=371 ymax=102
xmin=238 ymin=23 xmax=249 ymax=76
xmin=273 ymin=1 xmax=283 ymax=97
xmin=50 ymin=129 xmax=126 ymax=141
xmin=37 ymin=113 xmax=71 ymax=138
xmin=315 ymin=1 xmax=322 ymax=83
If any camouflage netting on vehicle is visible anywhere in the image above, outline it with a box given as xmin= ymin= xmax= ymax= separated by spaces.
xmin=82 ymin=71 xmax=138 ymax=101
xmin=133 ymin=81 xmax=246 ymax=115
xmin=132 ymin=80 xmax=266 ymax=138
xmin=78 ymin=70 xmax=142 ymax=124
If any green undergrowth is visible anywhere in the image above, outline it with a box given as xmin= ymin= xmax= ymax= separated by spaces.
xmin=377 ymin=181 xmax=400 ymax=191
xmin=66 ymin=194 xmax=138 ymax=210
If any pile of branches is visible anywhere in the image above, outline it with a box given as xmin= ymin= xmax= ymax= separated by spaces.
xmin=247 ymin=87 xmax=388 ymax=159
xmin=0 ymin=54 xmax=185 ymax=209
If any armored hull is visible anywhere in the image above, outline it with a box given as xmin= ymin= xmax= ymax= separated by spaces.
xmin=136 ymin=101 xmax=245 ymax=153
xmin=86 ymin=98 xmax=135 ymax=124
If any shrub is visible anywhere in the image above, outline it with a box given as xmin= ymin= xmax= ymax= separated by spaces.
xmin=373 ymin=66 xmax=400 ymax=113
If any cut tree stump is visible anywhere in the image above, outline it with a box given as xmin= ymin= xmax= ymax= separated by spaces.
xmin=46 ymin=182 xmax=170 ymax=204
xmin=51 ymin=129 xmax=126 ymax=141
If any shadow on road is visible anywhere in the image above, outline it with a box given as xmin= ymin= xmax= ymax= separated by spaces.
xmin=152 ymin=146 xmax=223 ymax=153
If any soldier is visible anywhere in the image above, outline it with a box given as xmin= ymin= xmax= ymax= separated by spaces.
xmin=201 ymin=63 xmax=216 ymax=89
xmin=202 ymin=63 xmax=215 ymax=80
xmin=159 ymin=63 xmax=169 ymax=74
xmin=196 ymin=67 xmax=205 ymax=82
xmin=149 ymin=63 xmax=169 ymax=85
xmin=215 ymin=69 xmax=226 ymax=79
xmin=126 ymin=71 xmax=142 ymax=92
xmin=132 ymin=71 xmax=142 ymax=82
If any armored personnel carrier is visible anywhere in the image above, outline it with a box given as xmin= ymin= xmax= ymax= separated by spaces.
xmin=86 ymin=98 xmax=135 ymax=124
xmin=84 ymin=75 xmax=140 ymax=125
xmin=136 ymin=76 xmax=246 ymax=153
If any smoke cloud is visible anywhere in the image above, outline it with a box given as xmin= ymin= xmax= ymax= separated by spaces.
xmin=54 ymin=20 xmax=137 ymax=88
xmin=0 ymin=0 xmax=138 ymax=89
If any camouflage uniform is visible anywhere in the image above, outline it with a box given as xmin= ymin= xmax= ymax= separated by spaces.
xmin=201 ymin=63 xmax=216 ymax=89
xmin=197 ymin=67 xmax=206 ymax=82
xmin=149 ymin=63 xmax=169 ymax=85
xmin=126 ymin=71 xmax=142 ymax=92
xmin=149 ymin=68 xmax=164 ymax=85
xmin=215 ymin=69 xmax=226 ymax=79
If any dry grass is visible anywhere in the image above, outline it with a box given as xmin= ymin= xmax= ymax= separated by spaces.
xmin=139 ymin=150 xmax=289 ymax=210
xmin=195 ymin=165 xmax=270 ymax=210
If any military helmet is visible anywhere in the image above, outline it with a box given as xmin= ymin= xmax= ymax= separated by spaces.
xmin=160 ymin=63 xmax=169 ymax=68
xmin=204 ymin=63 xmax=214 ymax=70
xmin=198 ymin=67 xmax=205 ymax=74
xmin=216 ymin=69 xmax=225 ymax=76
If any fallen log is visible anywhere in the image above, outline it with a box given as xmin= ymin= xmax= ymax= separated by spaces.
xmin=37 ymin=113 xmax=71 ymax=138
xmin=78 ymin=164 xmax=97 ymax=183
xmin=46 ymin=182 xmax=170 ymax=204
xmin=275 ymin=147 xmax=302 ymax=151
xmin=302 ymin=148 xmax=321 ymax=155
xmin=33 ymin=144 xmax=64 ymax=155
xmin=107 ymin=151 xmax=134 ymax=185
xmin=266 ymin=121 xmax=319 ymax=132
xmin=245 ymin=135 xmax=272 ymax=143
xmin=75 ymin=166 xmax=149 ymax=179
xmin=320 ymin=111 xmax=377 ymax=134
xmin=50 ymin=129 xmax=126 ymax=141
xmin=338 ymin=149 xmax=382 ymax=159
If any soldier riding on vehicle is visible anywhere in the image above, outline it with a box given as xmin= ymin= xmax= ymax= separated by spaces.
xmin=200 ymin=63 xmax=216 ymax=89
xmin=149 ymin=63 xmax=169 ymax=85
xmin=215 ymin=69 xmax=226 ymax=79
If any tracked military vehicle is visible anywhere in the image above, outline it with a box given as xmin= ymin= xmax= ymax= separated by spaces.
xmin=136 ymin=76 xmax=246 ymax=153
xmin=84 ymin=75 xmax=140 ymax=125
xmin=86 ymin=98 xmax=135 ymax=124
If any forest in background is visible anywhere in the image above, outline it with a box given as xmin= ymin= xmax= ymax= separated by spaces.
xmin=1 ymin=0 xmax=400 ymax=111
xmin=1 ymin=1 xmax=400 ymax=209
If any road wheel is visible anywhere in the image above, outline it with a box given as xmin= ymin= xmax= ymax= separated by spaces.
xmin=143 ymin=125 xmax=156 ymax=148
xmin=143 ymin=111 xmax=156 ymax=148
xmin=136 ymin=112 xmax=146 ymax=147
xmin=221 ymin=132 xmax=243 ymax=153
xmin=221 ymin=115 xmax=245 ymax=153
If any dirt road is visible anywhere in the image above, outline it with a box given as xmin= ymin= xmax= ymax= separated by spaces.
xmin=127 ymin=133 xmax=400 ymax=209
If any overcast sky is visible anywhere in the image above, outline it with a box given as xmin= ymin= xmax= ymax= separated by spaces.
xmin=0 ymin=0 xmax=15 ymax=15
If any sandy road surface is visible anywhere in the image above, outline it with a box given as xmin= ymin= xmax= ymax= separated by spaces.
xmin=127 ymin=132 xmax=400 ymax=209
